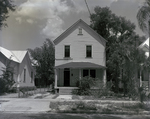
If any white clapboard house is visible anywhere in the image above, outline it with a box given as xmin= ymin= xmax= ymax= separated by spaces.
xmin=53 ymin=19 xmax=107 ymax=94
xmin=0 ymin=46 xmax=35 ymax=88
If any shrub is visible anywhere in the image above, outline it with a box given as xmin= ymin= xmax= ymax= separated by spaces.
xmin=0 ymin=60 xmax=15 ymax=94
xmin=19 ymin=86 xmax=36 ymax=94
xmin=72 ymin=76 xmax=98 ymax=95
xmin=91 ymin=81 xmax=113 ymax=98
xmin=0 ymin=78 xmax=6 ymax=94
xmin=75 ymin=101 xmax=97 ymax=110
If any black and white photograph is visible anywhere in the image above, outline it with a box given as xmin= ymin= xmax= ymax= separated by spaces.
xmin=0 ymin=0 xmax=150 ymax=118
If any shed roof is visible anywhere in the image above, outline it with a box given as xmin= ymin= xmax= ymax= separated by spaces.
xmin=55 ymin=62 xmax=106 ymax=69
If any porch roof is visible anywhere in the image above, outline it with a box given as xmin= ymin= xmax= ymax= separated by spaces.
xmin=55 ymin=62 xmax=106 ymax=69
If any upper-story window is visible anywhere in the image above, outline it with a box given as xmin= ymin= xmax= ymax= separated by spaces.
xmin=64 ymin=45 xmax=70 ymax=58
xmin=86 ymin=45 xmax=92 ymax=58
xmin=78 ymin=27 xmax=83 ymax=35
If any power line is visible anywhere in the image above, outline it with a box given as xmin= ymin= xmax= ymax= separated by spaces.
xmin=84 ymin=0 xmax=94 ymax=24
xmin=84 ymin=0 xmax=91 ymax=17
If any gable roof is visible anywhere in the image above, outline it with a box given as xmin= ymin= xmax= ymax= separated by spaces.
xmin=0 ymin=46 xmax=27 ymax=63
xmin=11 ymin=51 xmax=27 ymax=63
xmin=53 ymin=19 xmax=107 ymax=46
xmin=138 ymin=38 xmax=149 ymax=52
xmin=138 ymin=38 xmax=149 ymax=57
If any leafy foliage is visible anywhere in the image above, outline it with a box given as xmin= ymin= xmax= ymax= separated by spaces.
xmin=72 ymin=76 xmax=98 ymax=95
xmin=137 ymin=0 xmax=150 ymax=34
xmin=0 ymin=0 xmax=15 ymax=29
xmin=90 ymin=6 xmax=147 ymax=96
xmin=0 ymin=60 xmax=15 ymax=94
xmin=28 ymin=39 xmax=55 ymax=86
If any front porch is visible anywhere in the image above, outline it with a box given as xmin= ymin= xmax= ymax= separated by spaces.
xmin=54 ymin=62 xmax=106 ymax=94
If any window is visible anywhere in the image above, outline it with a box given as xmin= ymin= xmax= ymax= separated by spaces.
xmin=83 ymin=69 xmax=96 ymax=78
xmin=83 ymin=69 xmax=89 ymax=77
xmin=31 ymin=71 xmax=33 ymax=83
xmin=24 ymin=68 xmax=26 ymax=83
xmin=86 ymin=45 xmax=92 ymax=58
xmin=78 ymin=27 xmax=83 ymax=35
xmin=90 ymin=69 xmax=96 ymax=78
xmin=64 ymin=45 xmax=70 ymax=58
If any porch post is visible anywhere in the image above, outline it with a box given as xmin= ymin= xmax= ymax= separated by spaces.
xmin=54 ymin=68 xmax=58 ymax=93
xmin=103 ymin=69 xmax=106 ymax=87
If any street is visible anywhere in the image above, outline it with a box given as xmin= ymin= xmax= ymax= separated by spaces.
xmin=0 ymin=113 xmax=150 ymax=119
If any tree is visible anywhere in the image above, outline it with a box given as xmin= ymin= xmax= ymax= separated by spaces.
xmin=28 ymin=39 xmax=55 ymax=86
xmin=0 ymin=0 xmax=15 ymax=28
xmin=90 ymin=6 xmax=146 ymax=96
xmin=0 ymin=59 xmax=15 ymax=94
xmin=137 ymin=0 xmax=150 ymax=91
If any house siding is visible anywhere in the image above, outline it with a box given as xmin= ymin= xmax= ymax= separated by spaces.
xmin=0 ymin=51 xmax=35 ymax=87
xmin=0 ymin=53 xmax=19 ymax=82
xmin=55 ymin=28 xmax=105 ymax=67
xmin=19 ymin=54 xmax=34 ymax=87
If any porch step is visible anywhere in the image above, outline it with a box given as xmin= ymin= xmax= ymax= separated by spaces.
xmin=57 ymin=87 xmax=79 ymax=95
xmin=59 ymin=89 xmax=73 ymax=95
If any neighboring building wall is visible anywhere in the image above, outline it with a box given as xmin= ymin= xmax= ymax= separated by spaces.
xmin=19 ymin=53 xmax=35 ymax=87
xmin=0 ymin=53 xmax=19 ymax=82
xmin=55 ymin=28 xmax=105 ymax=67
xmin=0 ymin=52 xmax=34 ymax=87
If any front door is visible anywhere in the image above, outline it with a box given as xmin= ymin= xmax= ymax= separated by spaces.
xmin=64 ymin=68 xmax=70 ymax=86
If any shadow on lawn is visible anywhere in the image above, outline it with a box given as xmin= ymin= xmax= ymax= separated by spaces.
xmin=28 ymin=114 xmax=123 ymax=119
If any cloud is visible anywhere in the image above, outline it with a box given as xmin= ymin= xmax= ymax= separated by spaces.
xmin=42 ymin=16 xmax=64 ymax=39
xmin=15 ymin=0 xmax=71 ymax=39
xmin=15 ymin=17 xmax=22 ymax=24
xmin=16 ymin=0 xmax=70 ymax=19
xmin=26 ymin=19 xmax=34 ymax=24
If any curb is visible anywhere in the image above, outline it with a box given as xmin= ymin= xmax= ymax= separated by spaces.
xmin=47 ymin=109 xmax=150 ymax=115
xmin=0 ymin=111 xmax=49 ymax=114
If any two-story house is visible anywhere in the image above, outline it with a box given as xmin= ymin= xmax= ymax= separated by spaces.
xmin=53 ymin=19 xmax=107 ymax=94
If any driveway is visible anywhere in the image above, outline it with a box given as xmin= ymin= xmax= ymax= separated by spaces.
xmin=0 ymin=93 xmax=55 ymax=113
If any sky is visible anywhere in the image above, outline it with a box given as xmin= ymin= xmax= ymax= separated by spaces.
xmin=0 ymin=0 xmax=146 ymax=50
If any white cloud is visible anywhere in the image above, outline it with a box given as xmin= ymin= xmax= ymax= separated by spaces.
xmin=15 ymin=17 xmax=22 ymax=24
xmin=16 ymin=0 xmax=70 ymax=19
xmin=26 ymin=19 xmax=34 ymax=24
xmin=15 ymin=0 xmax=71 ymax=39
xmin=42 ymin=16 xmax=64 ymax=39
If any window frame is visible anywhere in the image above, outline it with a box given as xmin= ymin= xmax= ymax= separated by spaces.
xmin=83 ymin=69 xmax=96 ymax=78
xmin=86 ymin=45 xmax=92 ymax=58
xmin=64 ymin=45 xmax=70 ymax=58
